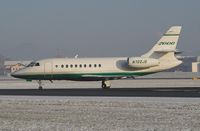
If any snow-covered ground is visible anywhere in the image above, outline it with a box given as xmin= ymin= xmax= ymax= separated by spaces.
xmin=0 ymin=79 xmax=200 ymax=130
xmin=0 ymin=96 xmax=200 ymax=131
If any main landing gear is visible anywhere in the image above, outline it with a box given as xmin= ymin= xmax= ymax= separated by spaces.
xmin=101 ymin=80 xmax=111 ymax=89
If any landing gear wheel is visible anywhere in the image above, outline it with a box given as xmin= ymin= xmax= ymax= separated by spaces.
xmin=37 ymin=80 xmax=43 ymax=90
xmin=102 ymin=80 xmax=111 ymax=89
xmin=39 ymin=86 xmax=43 ymax=90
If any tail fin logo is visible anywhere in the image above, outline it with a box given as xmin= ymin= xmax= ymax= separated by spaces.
xmin=158 ymin=42 xmax=175 ymax=45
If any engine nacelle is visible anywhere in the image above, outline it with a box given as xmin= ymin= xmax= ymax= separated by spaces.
xmin=127 ymin=57 xmax=159 ymax=68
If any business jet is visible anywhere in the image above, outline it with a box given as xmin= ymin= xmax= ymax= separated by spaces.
xmin=11 ymin=26 xmax=182 ymax=90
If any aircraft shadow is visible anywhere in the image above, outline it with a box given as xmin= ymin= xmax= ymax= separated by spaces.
xmin=0 ymin=87 xmax=200 ymax=97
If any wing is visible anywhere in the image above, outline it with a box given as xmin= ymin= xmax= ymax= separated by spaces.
xmin=81 ymin=74 xmax=135 ymax=80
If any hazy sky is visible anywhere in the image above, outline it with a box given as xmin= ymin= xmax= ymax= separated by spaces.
xmin=0 ymin=0 xmax=199 ymax=60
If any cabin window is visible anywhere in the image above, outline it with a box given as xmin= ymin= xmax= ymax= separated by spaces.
xmin=55 ymin=65 xmax=58 ymax=68
xmin=75 ymin=64 xmax=78 ymax=68
xmin=94 ymin=64 xmax=97 ymax=68
xmin=89 ymin=64 xmax=92 ymax=68
xmin=79 ymin=64 xmax=82 ymax=68
xmin=70 ymin=64 xmax=73 ymax=68
xmin=61 ymin=65 xmax=64 ymax=68
xmin=66 ymin=65 xmax=68 ymax=68
xmin=99 ymin=64 xmax=101 ymax=67
xmin=84 ymin=64 xmax=87 ymax=68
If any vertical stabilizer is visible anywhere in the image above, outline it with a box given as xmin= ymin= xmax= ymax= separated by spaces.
xmin=142 ymin=26 xmax=182 ymax=59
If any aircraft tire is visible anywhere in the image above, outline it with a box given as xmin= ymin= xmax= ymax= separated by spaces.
xmin=102 ymin=80 xmax=111 ymax=89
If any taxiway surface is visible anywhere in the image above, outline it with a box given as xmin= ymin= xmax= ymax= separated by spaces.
xmin=0 ymin=79 xmax=200 ymax=97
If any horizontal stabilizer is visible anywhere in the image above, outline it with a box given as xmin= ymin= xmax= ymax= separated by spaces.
xmin=154 ymin=49 xmax=177 ymax=53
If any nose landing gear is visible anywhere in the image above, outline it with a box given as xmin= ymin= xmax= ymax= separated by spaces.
xmin=37 ymin=80 xmax=43 ymax=90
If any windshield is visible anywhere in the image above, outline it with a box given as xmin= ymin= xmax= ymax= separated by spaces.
xmin=27 ymin=62 xmax=40 ymax=67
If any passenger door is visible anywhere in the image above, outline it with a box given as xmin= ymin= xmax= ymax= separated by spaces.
xmin=44 ymin=62 xmax=52 ymax=79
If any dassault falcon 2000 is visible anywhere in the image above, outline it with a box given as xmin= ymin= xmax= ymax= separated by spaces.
xmin=12 ymin=26 xmax=182 ymax=89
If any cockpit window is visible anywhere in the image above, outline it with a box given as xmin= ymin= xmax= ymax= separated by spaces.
xmin=27 ymin=62 xmax=35 ymax=67
xmin=35 ymin=63 xmax=40 ymax=66
xmin=27 ymin=62 xmax=40 ymax=67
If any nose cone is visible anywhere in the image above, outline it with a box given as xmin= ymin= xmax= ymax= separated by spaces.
xmin=11 ymin=71 xmax=19 ymax=78
xmin=11 ymin=70 xmax=26 ymax=79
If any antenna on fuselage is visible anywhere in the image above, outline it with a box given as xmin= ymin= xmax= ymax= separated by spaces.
xmin=75 ymin=54 xmax=78 ymax=58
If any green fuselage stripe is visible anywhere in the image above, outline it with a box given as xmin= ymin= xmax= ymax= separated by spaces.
xmin=15 ymin=72 xmax=155 ymax=80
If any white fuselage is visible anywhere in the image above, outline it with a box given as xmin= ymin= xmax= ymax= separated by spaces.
xmin=11 ymin=57 xmax=181 ymax=81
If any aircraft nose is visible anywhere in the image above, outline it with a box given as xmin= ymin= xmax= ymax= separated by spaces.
xmin=11 ymin=70 xmax=25 ymax=79
xmin=11 ymin=71 xmax=20 ymax=78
